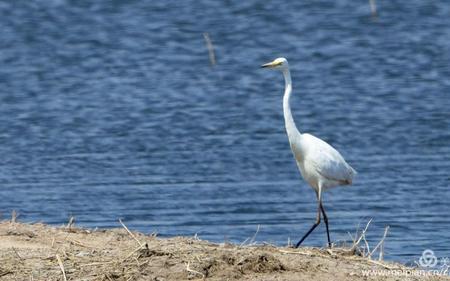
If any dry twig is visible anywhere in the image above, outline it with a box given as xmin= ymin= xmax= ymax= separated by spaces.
xmin=185 ymin=261 xmax=205 ymax=279
xmin=249 ymin=224 xmax=260 ymax=245
xmin=239 ymin=224 xmax=261 ymax=247
xmin=56 ymin=254 xmax=67 ymax=281
xmin=11 ymin=210 xmax=18 ymax=223
xmin=66 ymin=216 xmax=75 ymax=229
xmin=279 ymin=249 xmax=315 ymax=256
xmin=350 ymin=218 xmax=372 ymax=253
xmin=369 ymin=0 xmax=377 ymax=17
xmin=368 ymin=226 xmax=389 ymax=260
xmin=119 ymin=219 xmax=143 ymax=247
xmin=69 ymin=238 xmax=93 ymax=248
xmin=12 ymin=247 xmax=24 ymax=261
xmin=203 ymin=32 xmax=216 ymax=66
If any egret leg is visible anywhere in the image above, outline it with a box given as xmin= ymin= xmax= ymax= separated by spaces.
xmin=295 ymin=202 xmax=321 ymax=248
xmin=320 ymin=202 xmax=331 ymax=247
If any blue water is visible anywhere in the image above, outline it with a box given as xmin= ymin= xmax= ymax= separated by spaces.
xmin=0 ymin=1 xmax=449 ymax=264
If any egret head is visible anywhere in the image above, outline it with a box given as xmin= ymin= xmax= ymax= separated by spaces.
xmin=261 ymin=57 xmax=289 ymax=70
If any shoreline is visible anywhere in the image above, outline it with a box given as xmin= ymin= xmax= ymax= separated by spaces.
xmin=0 ymin=221 xmax=447 ymax=280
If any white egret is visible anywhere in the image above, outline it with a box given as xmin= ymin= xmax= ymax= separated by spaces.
xmin=261 ymin=57 xmax=356 ymax=248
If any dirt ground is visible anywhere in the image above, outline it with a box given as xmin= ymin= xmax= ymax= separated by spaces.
xmin=0 ymin=221 xmax=448 ymax=281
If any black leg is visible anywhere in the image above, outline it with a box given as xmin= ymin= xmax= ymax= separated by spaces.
xmin=320 ymin=202 xmax=331 ymax=247
xmin=295 ymin=205 xmax=321 ymax=248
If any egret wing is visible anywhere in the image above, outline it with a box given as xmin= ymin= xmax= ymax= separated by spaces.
xmin=303 ymin=134 xmax=355 ymax=184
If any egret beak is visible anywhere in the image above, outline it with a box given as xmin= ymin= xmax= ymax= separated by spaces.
xmin=261 ymin=61 xmax=281 ymax=68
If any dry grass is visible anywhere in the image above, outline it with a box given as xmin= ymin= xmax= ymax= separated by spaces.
xmin=0 ymin=219 xmax=448 ymax=281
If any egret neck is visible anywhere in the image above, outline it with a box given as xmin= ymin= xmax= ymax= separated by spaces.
xmin=282 ymin=68 xmax=300 ymax=139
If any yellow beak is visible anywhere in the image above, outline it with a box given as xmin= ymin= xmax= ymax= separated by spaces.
xmin=261 ymin=60 xmax=281 ymax=68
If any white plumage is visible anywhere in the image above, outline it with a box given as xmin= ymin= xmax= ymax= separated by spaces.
xmin=262 ymin=57 xmax=356 ymax=248
xmin=294 ymin=133 xmax=356 ymax=189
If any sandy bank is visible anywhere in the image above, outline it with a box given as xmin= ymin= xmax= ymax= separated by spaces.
xmin=0 ymin=221 xmax=447 ymax=281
